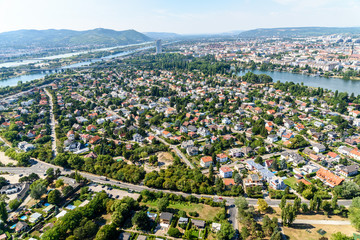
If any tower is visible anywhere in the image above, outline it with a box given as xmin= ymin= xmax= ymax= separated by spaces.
xmin=155 ymin=39 xmax=162 ymax=54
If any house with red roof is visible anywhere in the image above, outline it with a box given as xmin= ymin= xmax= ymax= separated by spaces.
xmin=316 ymin=168 xmax=344 ymax=187
xmin=200 ymin=156 xmax=213 ymax=168
xmin=219 ymin=166 xmax=233 ymax=178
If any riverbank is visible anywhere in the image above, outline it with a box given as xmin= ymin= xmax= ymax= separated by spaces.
xmin=238 ymin=64 xmax=360 ymax=81
xmin=238 ymin=69 xmax=360 ymax=95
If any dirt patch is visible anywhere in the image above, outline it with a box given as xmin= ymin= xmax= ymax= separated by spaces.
xmin=143 ymin=151 xmax=174 ymax=173
xmin=157 ymin=151 xmax=174 ymax=163
xmin=0 ymin=152 xmax=17 ymax=165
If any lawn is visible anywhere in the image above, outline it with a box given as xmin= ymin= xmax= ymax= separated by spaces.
xmin=143 ymin=201 xmax=222 ymax=221
xmin=72 ymin=200 xmax=82 ymax=207
xmin=284 ymin=177 xmax=297 ymax=189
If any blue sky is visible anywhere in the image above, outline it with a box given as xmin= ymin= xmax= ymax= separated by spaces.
xmin=0 ymin=0 xmax=359 ymax=34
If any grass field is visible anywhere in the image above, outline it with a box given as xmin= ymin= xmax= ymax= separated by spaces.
xmin=143 ymin=201 xmax=222 ymax=221
xmin=283 ymin=224 xmax=356 ymax=240
xmin=284 ymin=177 xmax=297 ymax=189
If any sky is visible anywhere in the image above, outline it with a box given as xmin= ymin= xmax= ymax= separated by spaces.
xmin=0 ymin=0 xmax=360 ymax=34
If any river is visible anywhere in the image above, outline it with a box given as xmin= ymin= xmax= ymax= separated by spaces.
xmin=238 ymin=70 xmax=360 ymax=96
xmin=0 ymin=45 xmax=155 ymax=88
xmin=0 ymin=41 xmax=153 ymax=68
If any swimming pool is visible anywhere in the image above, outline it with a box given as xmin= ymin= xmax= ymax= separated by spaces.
xmin=10 ymin=224 xmax=16 ymax=229
xmin=20 ymin=215 xmax=27 ymax=220
xmin=44 ymin=203 xmax=50 ymax=207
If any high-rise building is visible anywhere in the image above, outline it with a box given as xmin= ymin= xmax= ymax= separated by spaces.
xmin=155 ymin=39 xmax=162 ymax=54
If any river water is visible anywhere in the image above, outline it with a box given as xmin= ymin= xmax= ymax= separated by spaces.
xmin=238 ymin=70 xmax=360 ymax=96
xmin=0 ymin=45 xmax=154 ymax=88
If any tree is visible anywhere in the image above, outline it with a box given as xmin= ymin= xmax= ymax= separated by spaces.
xmin=132 ymin=211 xmax=151 ymax=230
xmin=331 ymin=232 xmax=353 ymax=240
xmin=62 ymin=185 xmax=74 ymax=196
xmin=281 ymin=203 xmax=296 ymax=226
xmin=0 ymin=201 xmax=8 ymax=222
xmin=95 ymin=224 xmax=117 ymax=240
xmin=74 ymin=220 xmax=98 ymax=239
xmin=293 ymin=197 xmax=301 ymax=213
xmin=257 ymin=198 xmax=269 ymax=213
xmin=9 ymin=199 xmax=21 ymax=211
xmin=30 ymin=179 xmax=47 ymax=200
xmin=55 ymin=179 xmax=64 ymax=188
xmin=168 ymin=227 xmax=181 ymax=237
xmin=279 ymin=196 xmax=286 ymax=210
xmin=46 ymin=168 xmax=55 ymax=180
xmin=157 ymin=198 xmax=169 ymax=212
xmin=321 ymin=200 xmax=332 ymax=216
xmin=301 ymin=203 xmax=309 ymax=213
xmin=332 ymin=194 xmax=338 ymax=210
xmin=235 ymin=196 xmax=248 ymax=210
xmin=217 ymin=220 xmax=235 ymax=240
xmin=349 ymin=197 xmax=360 ymax=231
xmin=48 ymin=189 xmax=61 ymax=205
xmin=241 ymin=226 xmax=250 ymax=240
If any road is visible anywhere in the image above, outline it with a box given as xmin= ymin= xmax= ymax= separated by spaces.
xmin=0 ymin=159 xmax=353 ymax=207
xmin=44 ymin=88 xmax=57 ymax=157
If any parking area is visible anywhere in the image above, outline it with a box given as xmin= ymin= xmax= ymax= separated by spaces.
xmin=88 ymin=184 xmax=140 ymax=200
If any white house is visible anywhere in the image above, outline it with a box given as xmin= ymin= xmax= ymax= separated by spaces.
xmin=219 ymin=166 xmax=233 ymax=178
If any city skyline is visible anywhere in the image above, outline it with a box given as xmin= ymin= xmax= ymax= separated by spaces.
xmin=1 ymin=0 xmax=360 ymax=34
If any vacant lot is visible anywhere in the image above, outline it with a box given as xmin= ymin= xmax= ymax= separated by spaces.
xmin=283 ymin=224 xmax=356 ymax=240
xmin=143 ymin=201 xmax=222 ymax=221
xmin=144 ymin=151 xmax=174 ymax=172
xmin=0 ymin=152 xmax=17 ymax=165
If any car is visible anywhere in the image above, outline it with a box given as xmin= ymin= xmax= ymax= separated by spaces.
xmin=19 ymin=174 xmax=23 ymax=177
xmin=219 ymin=197 xmax=223 ymax=200
xmin=101 ymin=185 xmax=105 ymax=188
xmin=115 ymin=195 xmax=119 ymax=199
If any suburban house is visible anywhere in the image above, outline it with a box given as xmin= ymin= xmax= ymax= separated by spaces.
xmin=191 ymin=219 xmax=206 ymax=229
xmin=15 ymin=222 xmax=29 ymax=233
xmin=269 ymin=177 xmax=285 ymax=190
xmin=159 ymin=212 xmax=173 ymax=228
xmin=186 ymin=146 xmax=198 ymax=156
xmin=133 ymin=133 xmax=144 ymax=143
xmin=243 ymin=174 xmax=263 ymax=188
xmin=216 ymin=153 xmax=228 ymax=163
xmin=316 ymin=168 xmax=344 ymax=187
xmin=219 ymin=166 xmax=233 ymax=178
xmin=200 ymin=156 xmax=213 ymax=168
xmin=313 ymin=144 xmax=326 ymax=153
xmin=350 ymin=149 xmax=360 ymax=161
xmin=229 ymin=148 xmax=243 ymax=158
xmin=267 ymin=134 xmax=278 ymax=143
xmin=339 ymin=165 xmax=359 ymax=177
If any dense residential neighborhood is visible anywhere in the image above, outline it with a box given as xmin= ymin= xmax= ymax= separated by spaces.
xmin=1 ymin=39 xmax=360 ymax=240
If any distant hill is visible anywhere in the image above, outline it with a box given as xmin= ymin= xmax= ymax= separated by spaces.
xmin=0 ymin=28 xmax=152 ymax=49
xmin=143 ymin=32 xmax=181 ymax=40
xmin=238 ymin=27 xmax=360 ymax=38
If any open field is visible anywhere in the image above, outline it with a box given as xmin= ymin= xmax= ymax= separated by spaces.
xmin=264 ymin=207 xmax=349 ymax=221
xmin=143 ymin=201 xmax=222 ymax=221
xmin=283 ymin=224 xmax=356 ymax=240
